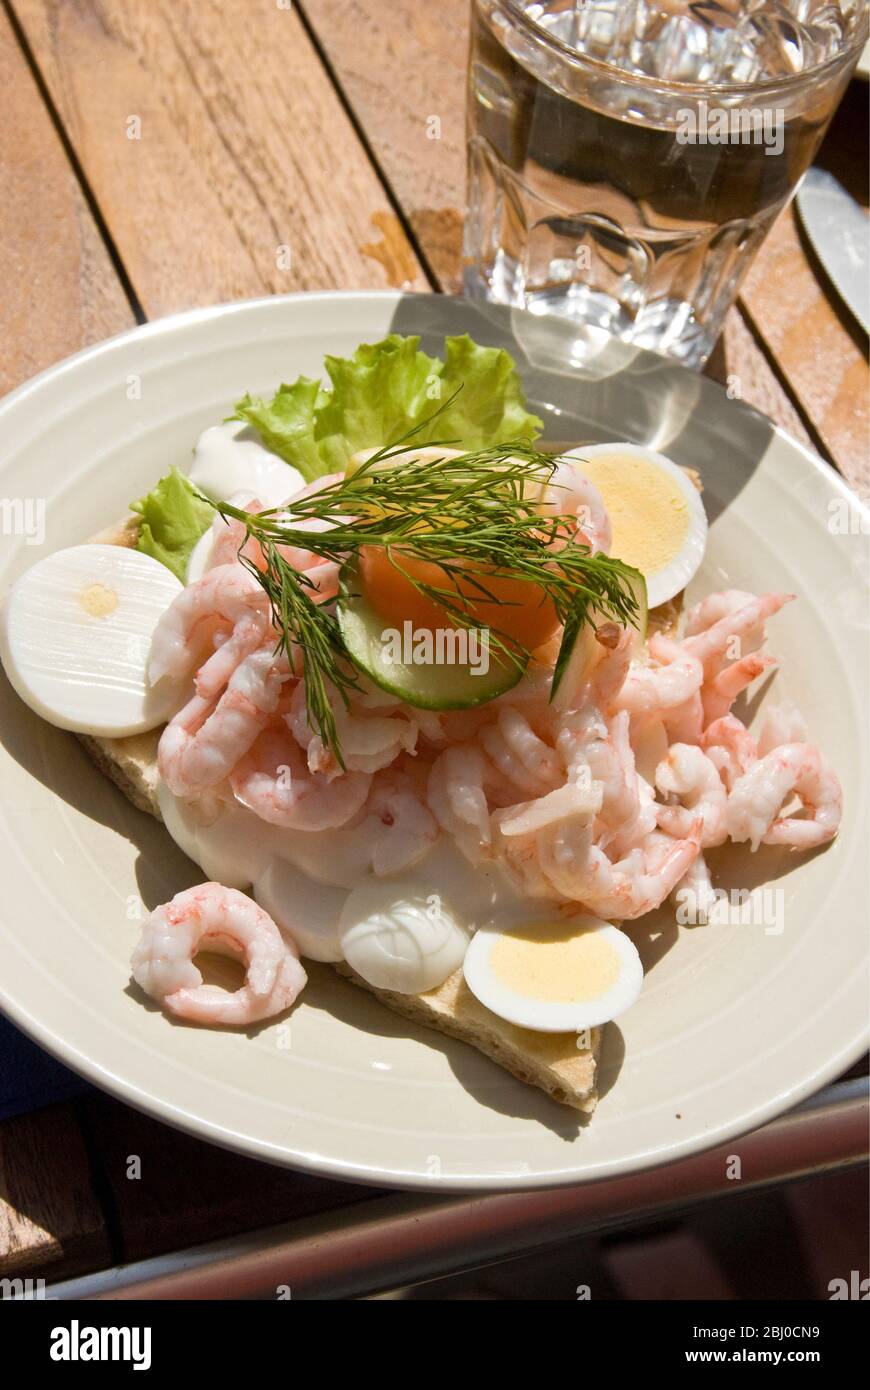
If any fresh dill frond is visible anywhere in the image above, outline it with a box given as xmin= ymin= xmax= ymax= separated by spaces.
xmin=207 ymin=422 xmax=641 ymax=761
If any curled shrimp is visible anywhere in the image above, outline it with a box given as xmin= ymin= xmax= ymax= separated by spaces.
xmin=613 ymin=634 xmax=703 ymax=717
xmin=701 ymin=715 xmax=758 ymax=791
xmin=525 ymin=810 xmax=700 ymax=919
xmin=159 ymin=647 xmax=286 ymax=797
xmin=480 ymin=706 xmax=563 ymax=799
xmin=684 ymin=589 xmax=759 ymax=638
xmin=149 ymin=563 xmax=271 ymax=693
xmin=131 ymin=882 xmax=306 ymax=1025
xmin=726 ymin=743 xmax=843 ymax=851
xmin=230 ymin=727 xmax=371 ymax=830
xmin=701 ymin=652 xmax=777 ymax=726
xmin=541 ymin=460 xmax=612 ymax=554
xmin=428 ymin=744 xmax=493 ymax=864
xmin=682 ymin=592 xmax=793 ymax=678
xmin=557 ymin=707 xmax=652 ymax=854
xmin=287 ymin=679 xmax=417 ymax=778
xmin=674 ymin=851 xmax=719 ymax=925
xmin=655 ymin=743 xmax=728 ymax=848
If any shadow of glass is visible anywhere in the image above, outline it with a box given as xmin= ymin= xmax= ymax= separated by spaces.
xmin=386 ymin=293 xmax=781 ymax=525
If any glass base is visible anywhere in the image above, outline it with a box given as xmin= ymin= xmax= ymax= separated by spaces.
xmin=464 ymin=262 xmax=713 ymax=371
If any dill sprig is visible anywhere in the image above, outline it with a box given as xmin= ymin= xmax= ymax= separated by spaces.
xmin=209 ymin=428 xmax=641 ymax=761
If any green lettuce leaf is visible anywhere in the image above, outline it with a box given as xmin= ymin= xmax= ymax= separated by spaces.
xmin=233 ymin=333 xmax=543 ymax=481
xmin=131 ymin=467 xmax=213 ymax=580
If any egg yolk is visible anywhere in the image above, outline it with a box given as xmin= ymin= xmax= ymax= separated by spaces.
xmin=358 ymin=546 xmax=561 ymax=654
xmin=578 ymin=453 xmax=689 ymax=576
xmin=490 ymin=921 xmax=621 ymax=1003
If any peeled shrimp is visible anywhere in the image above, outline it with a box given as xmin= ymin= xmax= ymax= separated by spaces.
xmin=655 ymin=743 xmax=728 ymax=848
xmin=684 ymin=589 xmax=759 ymax=638
xmin=287 ymin=679 xmax=417 ymax=778
xmin=428 ymin=745 xmax=493 ymax=864
xmin=230 ymin=728 xmax=371 ymax=830
xmin=701 ymin=652 xmax=777 ymax=726
xmin=557 ymin=707 xmax=652 ymax=854
xmin=480 ymin=706 xmax=563 ymax=799
xmin=527 ymin=813 xmax=700 ymax=919
xmin=682 ymin=592 xmax=793 ymax=677
xmin=663 ymin=691 xmax=704 ymax=745
xmin=205 ymin=491 xmax=264 ymax=573
xmin=131 ymin=882 xmax=306 ymax=1025
xmin=701 ymin=715 xmax=758 ymax=791
xmin=613 ymin=634 xmax=703 ymax=716
xmin=601 ymin=712 xmax=658 ymax=856
xmin=494 ymin=778 xmax=604 ymax=841
xmin=541 ymin=460 xmax=612 ymax=554
xmin=726 ymin=743 xmax=843 ymax=851
xmin=149 ymin=563 xmax=271 ymax=690
xmin=674 ymin=852 xmax=719 ymax=925
xmin=159 ymin=647 xmax=285 ymax=797
xmin=581 ymin=624 xmax=635 ymax=712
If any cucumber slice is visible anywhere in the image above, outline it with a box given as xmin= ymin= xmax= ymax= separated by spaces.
xmin=551 ymin=570 xmax=648 ymax=712
xmin=336 ymin=563 xmax=526 ymax=710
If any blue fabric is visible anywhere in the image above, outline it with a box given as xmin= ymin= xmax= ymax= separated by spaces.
xmin=0 ymin=1012 xmax=90 ymax=1120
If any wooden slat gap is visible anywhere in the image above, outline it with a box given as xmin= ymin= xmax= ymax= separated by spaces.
xmin=4 ymin=0 xmax=146 ymax=324
xmin=736 ymin=293 xmax=839 ymax=471
xmin=296 ymin=0 xmax=441 ymax=294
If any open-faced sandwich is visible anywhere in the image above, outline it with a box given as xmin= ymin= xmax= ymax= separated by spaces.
xmin=0 ymin=333 xmax=843 ymax=1113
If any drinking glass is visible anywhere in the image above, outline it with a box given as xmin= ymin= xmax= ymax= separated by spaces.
xmin=464 ymin=0 xmax=869 ymax=367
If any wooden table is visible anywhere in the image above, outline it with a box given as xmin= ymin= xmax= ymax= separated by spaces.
xmin=0 ymin=1 xmax=867 ymax=1291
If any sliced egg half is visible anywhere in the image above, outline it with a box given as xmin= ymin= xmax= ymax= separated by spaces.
xmin=564 ymin=442 xmax=707 ymax=610
xmin=338 ymin=878 xmax=470 ymax=994
xmin=463 ymin=914 xmax=643 ymax=1033
xmin=1 ymin=545 xmax=185 ymax=736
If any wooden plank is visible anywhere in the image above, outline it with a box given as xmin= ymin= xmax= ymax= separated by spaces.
xmin=79 ymin=1094 xmax=377 ymax=1264
xmin=707 ymin=307 xmax=814 ymax=453
xmin=0 ymin=3 xmax=133 ymax=395
xmin=0 ymin=1105 xmax=110 ymax=1279
xmin=300 ymin=0 xmax=466 ymax=292
xmin=741 ymin=77 xmax=868 ymax=493
xmin=12 ymin=0 xmax=427 ymax=317
xmin=303 ymin=0 xmax=861 ymax=467
xmin=741 ymin=202 xmax=869 ymax=494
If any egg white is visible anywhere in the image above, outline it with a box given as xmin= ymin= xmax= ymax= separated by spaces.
xmin=0 ymin=545 xmax=184 ymax=737
xmin=463 ymin=914 xmax=643 ymax=1033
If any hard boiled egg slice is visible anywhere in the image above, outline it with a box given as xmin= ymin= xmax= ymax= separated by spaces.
xmin=1 ymin=545 xmax=185 ymax=736
xmin=563 ymin=443 xmax=707 ymax=610
xmin=339 ymin=878 xmax=469 ymax=993
xmin=189 ymin=421 xmax=303 ymax=508
xmin=463 ymin=914 xmax=642 ymax=1032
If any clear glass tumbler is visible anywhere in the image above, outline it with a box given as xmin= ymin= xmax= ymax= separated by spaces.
xmin=464 ymin=1 xmax=869 ymax=367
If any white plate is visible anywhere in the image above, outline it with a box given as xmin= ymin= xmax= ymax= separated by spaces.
xmin=0 ymin=292 xmax=867 ymax=1191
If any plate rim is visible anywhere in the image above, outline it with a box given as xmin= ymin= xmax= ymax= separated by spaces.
xmin=0 ymin=289 xmax=867 ymax=1193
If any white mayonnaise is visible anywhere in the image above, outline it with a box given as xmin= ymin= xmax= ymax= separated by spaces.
xmin=189 ymin=421 xmax=303 ymax=510
xmin=157 ymin=781 xmax=539 ymax=991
